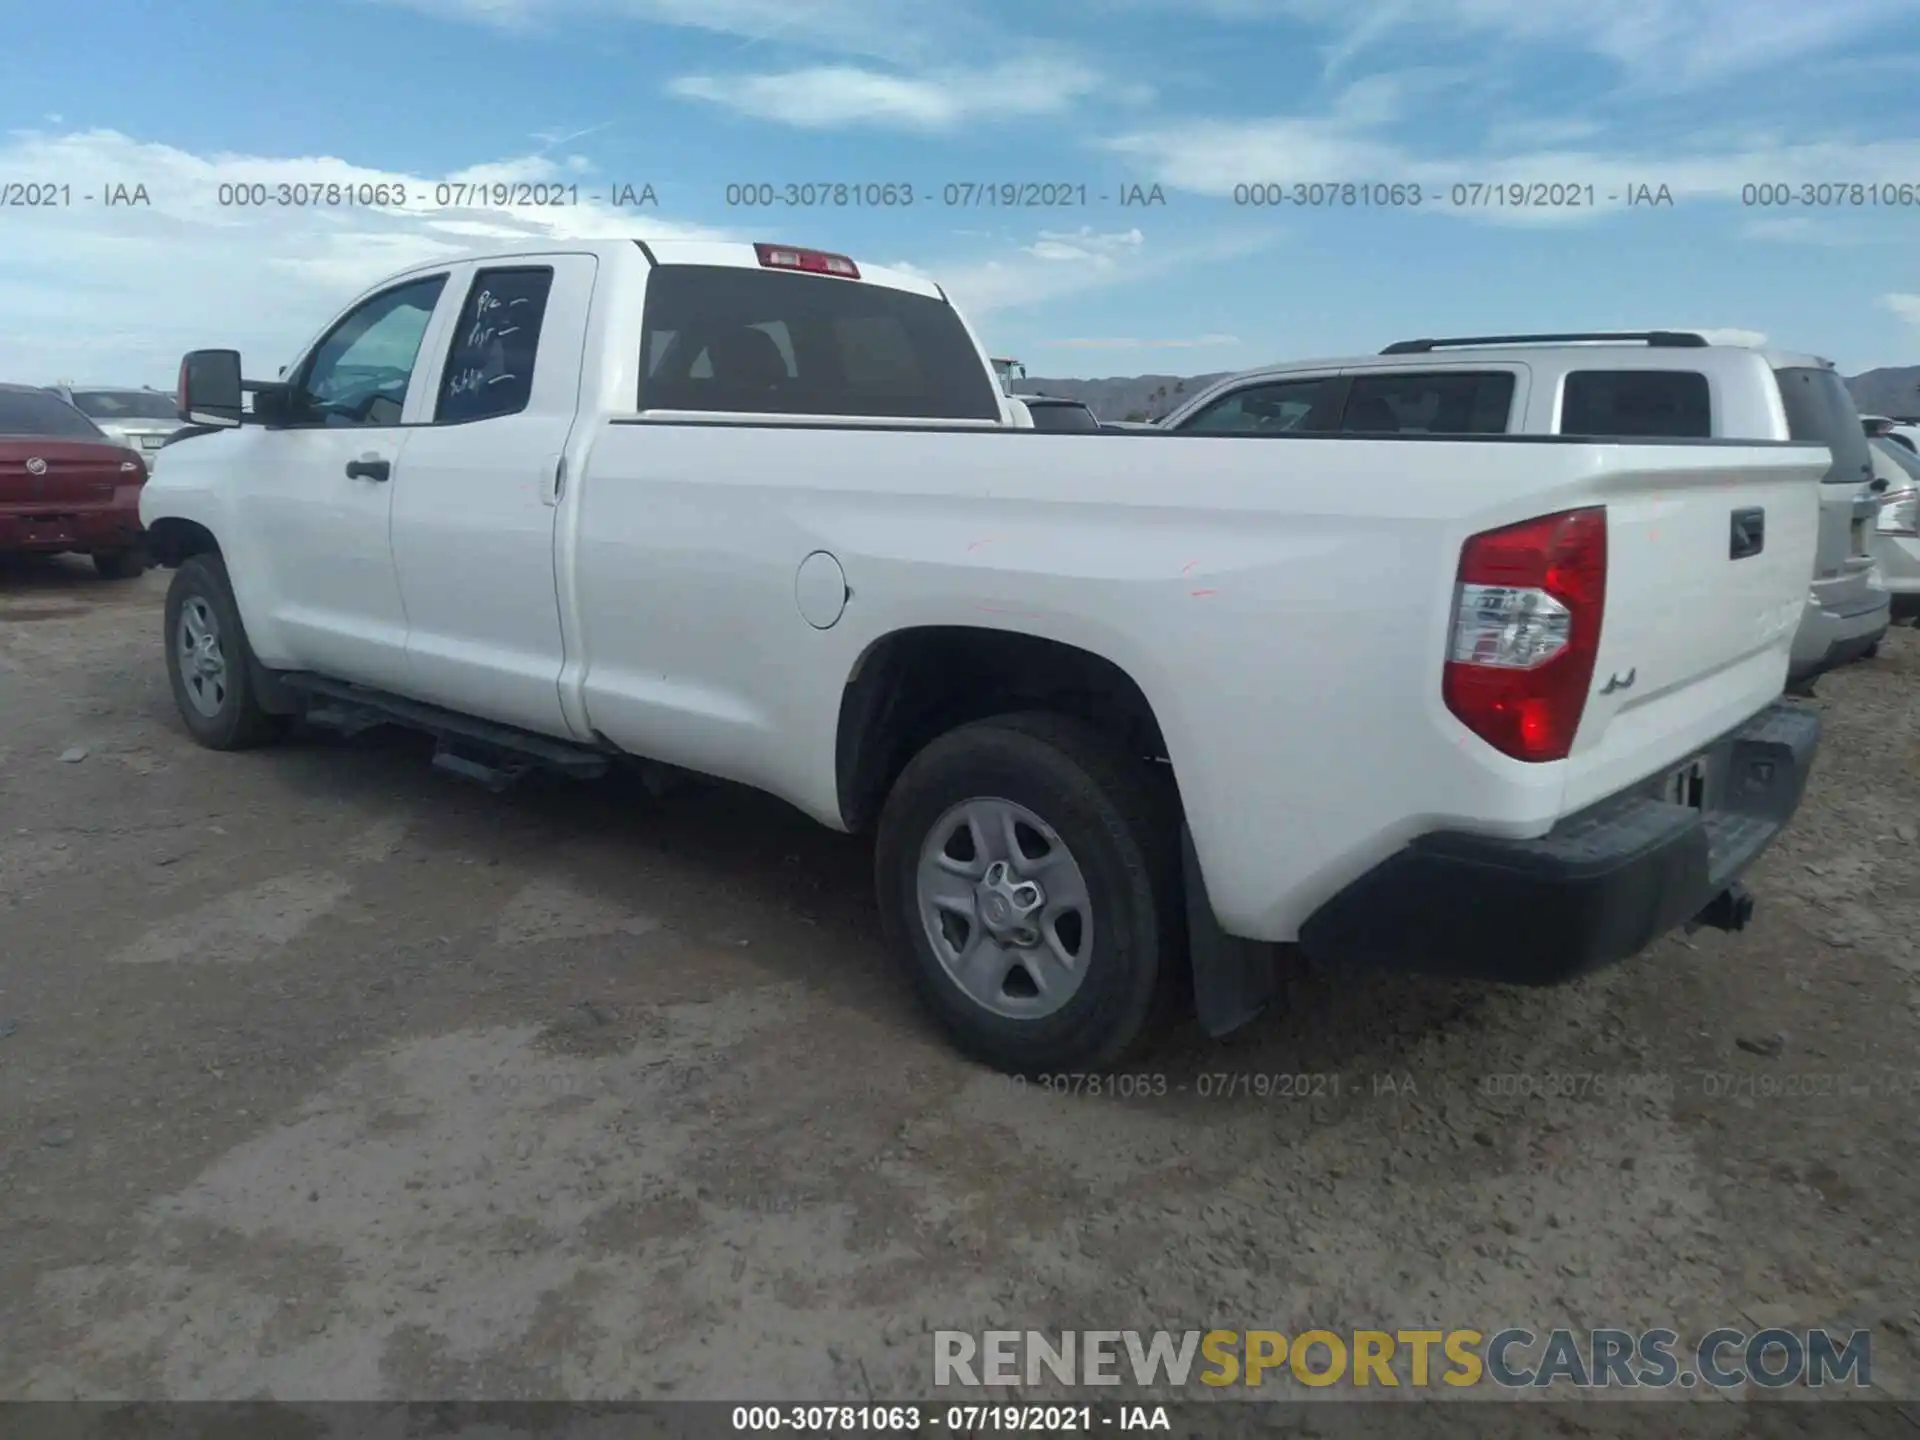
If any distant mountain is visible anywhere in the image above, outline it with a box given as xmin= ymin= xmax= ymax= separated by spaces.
xmin=1845 ymin=367 xmax=1920 ymax=419
xmin=1021 ymin=362 xmax=1920 ymax=425
xmin=1012 ymin=372 xmax=1234 ymax=423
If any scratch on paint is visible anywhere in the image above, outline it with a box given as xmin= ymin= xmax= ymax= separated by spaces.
xmin=1179 ymin=559 xmax=1200 ymax=575
xmin=1189 ymin=589 xmax=1217 ymax=598
xmin=967 ymin=539 xmax=994 ymax=551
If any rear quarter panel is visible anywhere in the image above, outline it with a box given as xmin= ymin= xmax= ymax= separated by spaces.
xmin=567 ymin=426 xmax=1822 ymax=939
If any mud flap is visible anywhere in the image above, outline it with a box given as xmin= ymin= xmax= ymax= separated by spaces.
xmin=1181 ymin=824 xmax=1281 ymax=1037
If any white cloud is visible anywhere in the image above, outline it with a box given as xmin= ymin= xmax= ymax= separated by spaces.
xmin=1739 ymin=215 xmax=1876 ymax=247
xmin=1037 ymin=334 xmax=1241 ymax=349
xmin=667 ymin=57 xmax=1107 ymax=129
xmin=1681 ymin=327 xmax=1769 ymax=347
xmin=1205 ymin=0 xmax=1916 ymax=90
xmin=1881 ymin=294 xmax=1920 ymax=331
xmin=0 ymin=129 xmax=1233 ymax=384
xmin=0 ymin=128 xmax=727 ymax=384
xmin=364 ymin=0 xmax=966 ymax=63
xmin=1023 ymin=227 xmax=1144 ymax=263
xmin=892 ymin=224 xmax=1275 ymax=316
xmin=1104 ymin=110 xmax=1920 ymax=227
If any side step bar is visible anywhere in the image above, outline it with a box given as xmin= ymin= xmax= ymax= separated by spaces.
xmin=280 ymin=673 xmax=612 ymax=792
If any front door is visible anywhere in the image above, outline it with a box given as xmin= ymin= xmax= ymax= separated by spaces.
xmin=238 ymin=272 xmax=452 ymax=691
xmin=388 ymin=254 xmax=596 ymax=737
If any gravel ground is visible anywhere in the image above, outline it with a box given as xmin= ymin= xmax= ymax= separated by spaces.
xmin=1 ymin=555 xmax=1916 ymax=1418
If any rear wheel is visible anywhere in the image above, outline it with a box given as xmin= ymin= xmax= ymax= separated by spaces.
xmin=874 ymin=712 xmax=1183 ymax=1074
xmin=163 ymin=554 xmax=288 ymax=750
xmin=92 ymin=545 xmax=148 ymax=580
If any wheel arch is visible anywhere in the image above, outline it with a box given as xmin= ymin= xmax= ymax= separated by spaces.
xmin=833 ymin=625 xmax=1170 ymax=836
xmin=146 ymin=517 xmax=222 ymax=568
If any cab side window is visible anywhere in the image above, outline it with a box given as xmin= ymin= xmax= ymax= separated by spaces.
xmin=1177 ymin=376 xmax=1338 ymax=433
xmin=289 ymin=275 xmax=447 ymax=427
xmin=436 ymin=267 xmax=555 ymax=423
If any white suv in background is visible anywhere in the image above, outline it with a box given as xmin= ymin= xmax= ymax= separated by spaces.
xmin=1159 ymin=331 xmax=1890 ymax=687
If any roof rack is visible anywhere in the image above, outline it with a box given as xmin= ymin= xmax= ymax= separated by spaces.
xmin=1380 ymin=330 xmax=1710 ymax=355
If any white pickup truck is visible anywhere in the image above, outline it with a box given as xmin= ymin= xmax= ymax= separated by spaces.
xmin=144 ymin=238 xmax=1825 ymax=1074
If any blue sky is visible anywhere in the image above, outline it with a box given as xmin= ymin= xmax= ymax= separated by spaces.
xmin=3 ymin=0 xmax=1919 ymax=384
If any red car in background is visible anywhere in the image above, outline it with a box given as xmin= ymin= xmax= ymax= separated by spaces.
xmin=0 ymin=382 xmax=151 ymax=578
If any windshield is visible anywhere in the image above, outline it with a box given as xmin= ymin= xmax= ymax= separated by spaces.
xmin=0 ymin=389 xmax=109 ymax=439
xmin=1874 ymin=435 xmax=1920 ymax=482
xmin=70 ymin=389 xmax=180 ymax=422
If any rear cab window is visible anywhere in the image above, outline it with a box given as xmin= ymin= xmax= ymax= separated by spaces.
xmin=1337 ymin=371 xmax=1515 ymax=434
xmin=638 ymin=265 xmax=1001 ymax=420
xmin=1774 ymin=366 xmax=1875 ymax=484
xmin=1558 ymin=370 xmax=1711 ymax=437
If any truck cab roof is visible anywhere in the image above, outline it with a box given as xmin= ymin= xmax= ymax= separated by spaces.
xmin=366 ymin=238 xmax=947 ymax=304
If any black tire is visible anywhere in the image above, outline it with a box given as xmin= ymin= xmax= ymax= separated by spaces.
xmin=163 ymin=553 xmax=289 ymax=750
xmin=874 ymin=712 xmax=1184 ymax=1074
xmin=92 ymin=545 xmax=148 ymax=580
xmin=1863 ymin=640 xmax=1880 ymax=659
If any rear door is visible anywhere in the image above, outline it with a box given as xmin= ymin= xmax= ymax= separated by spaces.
xmin=1773 ymin=365 xmax=1878 ymax=582
xmin=390 ymin=254 xmax=596 ymax=736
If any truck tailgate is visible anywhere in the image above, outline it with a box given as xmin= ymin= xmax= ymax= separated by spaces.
xmin=1558 ymin=445 xmax=1825 ymax=812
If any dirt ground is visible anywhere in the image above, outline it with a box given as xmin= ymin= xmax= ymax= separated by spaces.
xmin=1 ymin=554 xmax=1916 ymax=1413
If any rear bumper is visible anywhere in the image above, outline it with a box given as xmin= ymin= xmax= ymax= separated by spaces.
xmin=0 ymin=503 xmax=144 ymax=555
xmin=1297 ymin=701 xmax=1819 ymax=985
xmin=1788 ymin=580 xmax=1890 ymax=681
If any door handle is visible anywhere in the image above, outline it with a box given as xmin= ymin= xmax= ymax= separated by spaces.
xmin=345 ymin=457 xmax=390 ymax=482
xmin=1729 ymin=506 xmax=1764 ymax=559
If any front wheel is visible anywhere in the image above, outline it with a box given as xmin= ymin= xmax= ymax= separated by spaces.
xmin=163 ymin=554 xmax=289 ymax=750
xmin=874 ymin=713 xmax=1184 ymax=1074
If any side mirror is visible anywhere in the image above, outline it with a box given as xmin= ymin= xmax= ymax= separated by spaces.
xmin=177 ymin=349 xmax=244 ymax=428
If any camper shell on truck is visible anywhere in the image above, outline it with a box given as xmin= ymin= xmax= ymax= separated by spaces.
xmin=146 ymin=241 xmax=1823 ymax=1074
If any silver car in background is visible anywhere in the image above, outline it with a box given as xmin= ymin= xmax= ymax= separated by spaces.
xmin=46 ymin=384 xmax=185 ymax=458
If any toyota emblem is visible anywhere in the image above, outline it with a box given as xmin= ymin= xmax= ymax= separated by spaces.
xmin=25 ymin=456 xmax=47 ymax=474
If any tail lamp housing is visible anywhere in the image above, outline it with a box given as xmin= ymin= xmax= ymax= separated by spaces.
xmin=1443 ymin=506 xmax=1607 ymax=762
xmin=1877 ymin=484 xmax=1918 ymax=537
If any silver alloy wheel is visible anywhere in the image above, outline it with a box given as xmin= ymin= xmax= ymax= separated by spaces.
xmin=176 ymin=595 xmax=229 ymax=718
xmin=915 ymin=797 xmax=1094 ymax=1019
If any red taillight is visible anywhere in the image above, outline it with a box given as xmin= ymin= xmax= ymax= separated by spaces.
xmin=754 ymin=242 xmax=859 ymax=278
xmin=1442 ymin=506 xmax=1606 ymax=762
